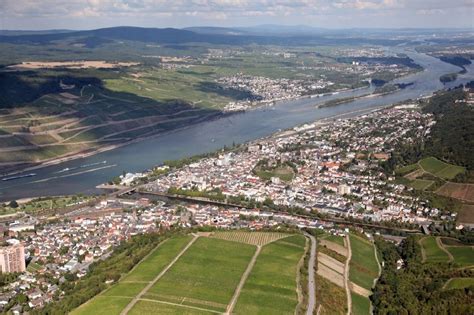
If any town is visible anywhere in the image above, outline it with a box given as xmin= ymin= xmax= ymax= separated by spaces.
xmin=0 ymin=102 xmax=461 ymax=312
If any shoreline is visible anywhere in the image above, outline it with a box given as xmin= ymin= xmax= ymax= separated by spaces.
xmin=0 ymin=111 xmax=229 ymax=177
xmin=0 ymin=84 xmax=375 ymax=177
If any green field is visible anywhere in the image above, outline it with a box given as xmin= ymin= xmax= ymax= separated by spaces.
xmin=408 ymin=179 xmax=434 ymax=190
xmin=351 ymin=292 xmax=371 ymax=315
xmin=72 ymin=232 xmax=307 ymax=315
xmin=320 ymin=233 xmax=345 ymax=247
xmin=349 ymin=234 xmax=379 ymax=291
xmin=144 ymin=237 xmax=255 ymax=312
xmin=72 ymin=296 xmax=133 ymax=315
xmin=420 ymin=236 xmax=450 ymax=263
xmin=129 ymin=300 xmax=216 ymax=315
xmin=71 ymin=235 xmax=194 ymax=315
xmin=395 ymin=163 xmax=419 ymax=175
xmin=254 ymin=166 xmax=295 ymax=182
xmin=233 ymin=235 xmax=306 ymax=314
xmin=444 ymin=278 xmax=474 ymax=290
xmin=445 ymin=246 xmax=474 ymax=267
xmin=122 ymin=236 xmax=194 ymax=282
xmin=419 ymin=157 xmax=465 ymax=180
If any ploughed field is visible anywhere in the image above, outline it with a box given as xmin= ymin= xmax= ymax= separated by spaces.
xmin=71 ymin=231 xmax=306 ymax=315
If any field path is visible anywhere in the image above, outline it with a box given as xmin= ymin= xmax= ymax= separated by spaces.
xmin=225 ymin=245 xmax=262 ymax=314
xmin=120 ymin=234 xmax=199 ymax=315
xmin=305 ymin=233 xmax=317 ymax=315
xmin=436 ymin=237 xmax=454 ymax=262
xmin=418 ymin=237 xmax=427 ymax=263
xmin=344 ymin=236 xmax=352 ymax=315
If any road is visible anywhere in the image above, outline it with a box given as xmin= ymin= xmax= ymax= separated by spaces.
xmin=305 ymin=233 xmax=317 ymax=315
xmin=344 ymin=236 xmax=352 ymax=315
xmin=225 ymin=245 xmax=262 ymax=314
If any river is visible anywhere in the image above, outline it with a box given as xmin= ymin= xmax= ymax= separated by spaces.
xmin=0 ymin=48 xmax=472 ymax=201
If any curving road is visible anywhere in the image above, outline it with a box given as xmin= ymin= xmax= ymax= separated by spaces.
xmin=305 ymin=233 xmax=317 ymax=315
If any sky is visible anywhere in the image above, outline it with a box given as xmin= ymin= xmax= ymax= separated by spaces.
xmin=0 ymin=0 xmax=473 ymax=30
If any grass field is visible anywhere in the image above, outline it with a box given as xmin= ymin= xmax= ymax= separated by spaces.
xmin=71 ymin=235 xmax=194 ymax=315
xmin=121 ymin=236 xmax=194 ymax=282
xmin=420 ymin=236 xmax=450 ymax=263
xmin=351 ymin=292 xmax=371 ymax=315
xmin=349 ymin=234 xmax=379 ymax=291
xmin=316 ymin=275 xmax=347 ymax=315
xmin=419 ymin=157 xmax=465 ymax=180
xmin=408 ymin=179 xmax=434 ymax=190
xmin=73 ymin=232 xmax=307 ymax=315
xmin=233 ymin=235 xmax=306 ymax=315
xmin=144 ymin=237 xmax=255 ymax=312
xmin=444 ymin=278 xmax=474 ymax=290
xmin=254 ymin=166 xmax=295 ymax=182
xmin=129 ymin=300 xmax=217 ymax=315
xmin=445 ymin=246 xmax=474 ymax=267
xmin=395 ymin=163 xmax=419 ymax=176
xmin=320 ymin=233 xmax=345 ymax=247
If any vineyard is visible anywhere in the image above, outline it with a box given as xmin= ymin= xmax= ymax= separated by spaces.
xmin=210 ymin=231 xmax=291 ymax=246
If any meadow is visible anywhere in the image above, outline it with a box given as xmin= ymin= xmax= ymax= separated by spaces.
xmin=71 ymin=235 xmax=194 ymax=315
xmin=419 ymin=236 xmax=450 ymax=263
xmin=445 ymin=246 xmax=474 ymax=267
xmin=233 ymin=235 xmax=306 ymax=315
xmin=351 ymin=292 xmax=371 ymax=315
xmin=143 ymin=237 xmax=255 ymax=312
xmin=349 ymin=234 xmax=379 ymax=291
xmin=444 ymin=278 xmax=474 ymax=290
xmin=72 ymin=231 xmax=307 ymax=315
xmin=418 ymin=157 xmax=465 ymax=180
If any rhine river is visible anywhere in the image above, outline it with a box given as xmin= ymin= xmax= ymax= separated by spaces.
xmin=0 ymin=49 xmax=473 ymax=201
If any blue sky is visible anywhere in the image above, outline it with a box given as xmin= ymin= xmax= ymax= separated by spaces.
xmin=1 ymin=0 xmax=473 ymax=30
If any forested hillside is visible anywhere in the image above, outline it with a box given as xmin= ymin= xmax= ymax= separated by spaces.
xmin=372 ymin=236 xmax=474 ymax=314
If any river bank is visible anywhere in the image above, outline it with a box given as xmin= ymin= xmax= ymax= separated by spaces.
xmin=0 ymin=49 xmax=470 ymax=201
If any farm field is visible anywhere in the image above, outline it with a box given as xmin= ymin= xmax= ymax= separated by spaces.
xmin=445 ymin=246 xmax=474 ymax=267
xmin=436 ymin=182 xmax=474 ymax=203
xmin=444 ymin=278 xmax=474 ymax=290
xmin=349 ymin=234 xmax=379 ymax=291
xmin=457 ymin=204 xmax=474 ymax=224
xmin=408 ymin=179 xmax=434 ymax=190
xmin=210 ymin=231 xmax=289 ymax=246
xmin=144 ymin=237 xmax=255 ymax=312
xmin=73 ymin=232 xmax=307 ymax=315
xmin=351 ymin=292 xmax=371 ymax=315
xmin=418 ymin=157 xmax=465 ymax=180
xmin=419 ymin=236 xmax=450 ymax=263
xmin=316 ymin=275 xmax=347 ymax=315
xmin=71 ymin=235 xmax=194 ymax=315
xmin=319 ymin=232 xmax=345 ymax=247
xmin=233 ymin=235 xmax=306 ymax=315
xmin=129 ymin=300 xmax=216 ymax=315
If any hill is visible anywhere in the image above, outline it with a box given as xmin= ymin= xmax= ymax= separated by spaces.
xmin=70 ymin=231 xmax=307 ymax=315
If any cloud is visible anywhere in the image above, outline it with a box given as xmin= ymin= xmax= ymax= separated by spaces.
xmin=1 ymin=0 xmax=472 ymax=29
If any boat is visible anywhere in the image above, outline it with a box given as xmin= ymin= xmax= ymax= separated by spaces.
xmin=2 ymin=173 xmax=37 ymax=181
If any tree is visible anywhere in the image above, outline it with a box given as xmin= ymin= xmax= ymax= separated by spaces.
xmin=8 ymin=200 xmax=18 ymax=208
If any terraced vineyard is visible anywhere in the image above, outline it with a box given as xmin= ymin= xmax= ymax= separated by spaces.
xmin=71 ymin=231 xmax=306 ymax=315
xmin=210 ymin=230 xmax=290 ymax=246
